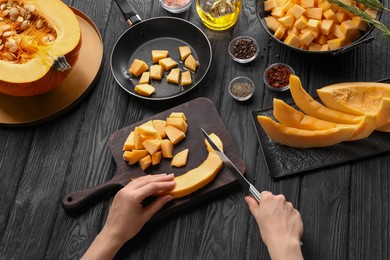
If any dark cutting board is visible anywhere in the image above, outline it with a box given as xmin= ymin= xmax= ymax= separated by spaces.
xmin=62 ymin=97 xmax=245 ymax=221
xmin=251 ymin=108 xmax=390 ymax=179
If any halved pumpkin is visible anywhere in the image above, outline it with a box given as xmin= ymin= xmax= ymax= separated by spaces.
xmin=289 ymin=75 xmax=364 ymax=124
xmin=0 ymin=0 xmax=81 ymax=96
xmin=257 ymin=115 xmax=356 ymax=148
xmin=273 ymin=98 xmax=378 ymax=141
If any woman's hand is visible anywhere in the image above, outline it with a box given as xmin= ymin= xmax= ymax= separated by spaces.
xmin=82 ymin=173 xmax=175 ymax=260
xmin=245 ymin=191 xmax=304 ymax=260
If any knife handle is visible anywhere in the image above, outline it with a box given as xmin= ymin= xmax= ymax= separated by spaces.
xmin=61 ymin=172 xmax=130 ymax=213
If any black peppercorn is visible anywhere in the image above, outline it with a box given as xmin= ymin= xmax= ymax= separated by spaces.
xmin=232 ymin=38 xmax=257 ymax=60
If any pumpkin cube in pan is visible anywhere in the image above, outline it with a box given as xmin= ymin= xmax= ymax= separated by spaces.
xmin=129 ymin=59 xmax=149 ymax=77
xmin=184 ymin=55 xmax=199 ymax=72
xmin=167 ymin=68 xmax=181 ymax=84
xmin=159 ymin=57 xmax=178 ymax=71
xmin=150 ymin=65 xmax=164 ymax=80
xmin=181 ymin=70 xmax=192 ymax=86
xmin=152 ymin=50 xmax=169 ymax=63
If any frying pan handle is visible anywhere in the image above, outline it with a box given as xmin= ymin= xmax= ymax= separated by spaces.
xmin=114 ymin=0 xmax=142 ymax=26
xmin=61 ymin=173 xmax=130 ymax=213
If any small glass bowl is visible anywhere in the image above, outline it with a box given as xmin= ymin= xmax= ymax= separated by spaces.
xmin=228 ymin=36 xmax=259 ymax=64
xmin=228 ymin=76 xmax=255 ymax=101
xmin=160 ymin=0 xmax=192 ymax=13
xmin=263 ymin=63 xmax=295 ymax=92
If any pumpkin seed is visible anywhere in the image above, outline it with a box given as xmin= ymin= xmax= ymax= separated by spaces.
xmin=1 ymin=9 xmax=10 ymax=17
xmin=0 ymin=3 xmax=6 ymax=10
xmin=23 ymin=4 xmax=35 ymax=12
xmin=36 ymin=19 xmax=43 ymax=29
xmin=20 ymin=20 xmax=29 ymax=30
xmin=9 ymin=7 xmax=20 ymax=20
xmin=2 ymin=52 xmax=14 ymax=61
xmin=8 ymin=45 xmax=18 ymax=53
xmin=0 ymin=44 xmax=3 ymax=51
xmin=2 ymin=31 xmax=12 ymax=37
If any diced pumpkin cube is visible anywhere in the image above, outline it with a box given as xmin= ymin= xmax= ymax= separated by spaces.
xmin=276 ymin=0 xmax=288 ymax=7
xmin=274 ymin=25 xmax=286 ymax=39
xmin=150 ymin=65 xmax=164 ymax=80
xmin=151 ymin=50 xmax=169 ymax=63
xmin=181 ymin=70 xmax=192 ymax=86
xmin=301 ymin=28 xmax=319 ymax=38
xmin=323 ymin=9 xmax=336 ymax=21
xmin=166 ymin=117 xmax=188 ymax=133
xmin=133 ymin=127 xmax=143 ymax=149
xmin=178 ymin=46 xmax=192 ymax=61
xmin=294 ymin=15 xmax=308 ymax=30
xmin=308 ymin=42 xmax=321 ymax=51
xmin=264 ymin=16 xmax=281 ymax=32
xmin=129 ymin=59 xmax=148 ymax=77
xmin=288 ymin=26 xmax=299 ymax=36
xmin=320 ymin=44 xmax=329 ymax=51
xmin=281 ymin=0 xmax=294 ymax=12
xmin=142 ymin=139 xmax=161 ymax=155
xmin=264 ymin=0 xmax=278 ymax=11
xmin=160 ymin=139 xmax=173 ymax=158
xmin=278 ymin=15 xmax=295 ymax=28
xmin=139 ymin=154 xmax=152 ymax=171
xmin=300 ymin=0 xmax=314 ymax=8
xmin=152 ymin=120 xmax=167 ymax=138
xmin=165 ymin=125 xmax=186 ymax=144
xmin=138 ymin=125 xmax=159 ymax=137
xmin=321 ymin=19 xmax=334 ymax=35
xmin=352 ymin=16 xmax=368 ymax=31
xmin=331 ymin=24 xmax=345 ymax=39
xmin=340 ymin=20 xmax=360 ymax=42
xmin=327 ymin=38 xmax=344 ymax=50
xmin=184 ymin=55 xmax=199 ymax=72
xmin=305 ymin=8 xmax=323 ymax=20
xmin=123 ymin=149 xmax=148 ymax=165
xmin=135 ymin=84 xmax=155 ymax=97
xmin=169 ymin=112 xmax=187 ymax=121
xmin=306 ymin=19 xmax=321 ymax=31
xmin=300 ymin=30 xmax=315 ymax=46
xmin=159 ymin=57 xmax=178 ymax=71
xmin=123 ymin=131 xmax=135 ymax=151
xmin=284 ymin=33 xmax=301 ymax=48
xmin=139 ymin=72 xmax=149 ymax=84
xmin=140 ymin=120 xmax=154 ymax=128
xmin=335 ymin=12 xmax=348 ymax=24
xmin=315 ymin=34 xmax=328 ymax=45
xmin=171 ymin=148 xmax=189 ymax=167
xmin=271 ymin=7 xmax=285 ymax=18
xmin=152 ymin=151 xmax=162 ymax=165
xmin=318 ymin=0 xmax=331 ymax=11
xmin=167 ymin=68 xmax=181 ymax=84
xmin=288 ymin=4 xmax=305 ymax=18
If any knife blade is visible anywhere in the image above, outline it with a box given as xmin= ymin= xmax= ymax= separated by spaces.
xmin=201 ymin=128 xmax=261 ymax=202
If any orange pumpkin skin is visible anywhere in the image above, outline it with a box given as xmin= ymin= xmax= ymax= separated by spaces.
xmin=0 ymin=0 xmax=82 ymax=97
xmin=0 ymin=39 xmax=82 ymax=96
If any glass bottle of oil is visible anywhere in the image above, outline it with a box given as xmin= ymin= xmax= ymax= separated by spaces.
xmin=196 ymin=0 xmax=241 ymax=31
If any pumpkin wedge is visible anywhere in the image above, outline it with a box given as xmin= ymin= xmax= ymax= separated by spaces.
xmin=289 ymin=75 xmax=364 ymax=124
xmin=168 ymin=152 xmax=223 ymax=198
xmin=257 ymin=115 xmax=356 ymax=148
xmin=0 ymin=0 xmax=82 ymax=96
xmin=273 ymin=98 xmax=378 ymax=141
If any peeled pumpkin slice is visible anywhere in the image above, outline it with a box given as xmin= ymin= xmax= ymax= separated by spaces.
xmin=273 ymin=98 xmax=378 ymax=141
xmin=257 ymin=115 xmax=356 ymax=148
xmin=168 ymin=152 xmax=223 ymax=198
xmin=289 ymin=75 xmax=364 ymax=124
xmin=0 ymin=0 xmax=82 ymax=96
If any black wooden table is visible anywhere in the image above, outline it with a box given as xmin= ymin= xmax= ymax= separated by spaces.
xmin=1 ymin=0 xmax=389 ymax=259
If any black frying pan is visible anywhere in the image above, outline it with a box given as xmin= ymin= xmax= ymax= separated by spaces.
xmin=110 ymin=0 xmax=212 ymax=100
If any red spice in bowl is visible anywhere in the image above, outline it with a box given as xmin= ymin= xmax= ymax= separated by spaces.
xmin=263 ymin=63 xmax=295 ymax=92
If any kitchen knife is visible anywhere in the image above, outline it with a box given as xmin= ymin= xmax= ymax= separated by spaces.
xmin=201 ymin=128 xmax=261 ymax=202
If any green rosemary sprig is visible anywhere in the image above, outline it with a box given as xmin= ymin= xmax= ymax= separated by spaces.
xmin=353 ymin=0 xmax=389 ymax=12
xmin=328 ymin=0 xmax=390 ymax=38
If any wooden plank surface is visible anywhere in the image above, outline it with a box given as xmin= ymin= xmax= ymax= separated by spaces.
xmin=0 ymin=0 xmax=389 ymax=259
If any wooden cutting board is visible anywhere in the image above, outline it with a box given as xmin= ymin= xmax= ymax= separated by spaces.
xmin=62 ymin=97 xmax=246 ymax=221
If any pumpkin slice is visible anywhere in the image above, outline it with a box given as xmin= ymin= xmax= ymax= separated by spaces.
xmin=289 ymin=75 xmax=364 ymax=124
xmin=123 ymin=149 xmax=149 ymax=165
xmin=168 ymin=152 xmax=223 ymax=198
xmin=273 ymin=98 xmax=378 ymax=141
xmin=317 ymin=82 xmax=390 ymax=128
xmin=205 ymin=133 xmax=224 ymax=153
xmin=139 ymin=155 xmax=152 ymax=171
xmin=123 ymin=131 xmax=135 ymax=151
xmin=0 ymin=0 xmax=82 ymax=96
xmin=160 ymin=139 xmax=173 ymax=158
xmin=257 ymin=115 xmax=356 ymax=148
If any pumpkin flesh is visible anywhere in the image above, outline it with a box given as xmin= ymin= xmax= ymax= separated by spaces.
xmin=0 ymin=0 xmax=81 ymax=96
